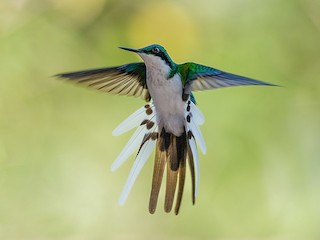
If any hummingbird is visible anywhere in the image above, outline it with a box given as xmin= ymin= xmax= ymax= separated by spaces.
xmin=56 ymin=44 xmax=276 ymax=215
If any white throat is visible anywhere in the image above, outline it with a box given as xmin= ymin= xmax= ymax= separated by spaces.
xmin=138 ymin=53 xmax=171 ymax=74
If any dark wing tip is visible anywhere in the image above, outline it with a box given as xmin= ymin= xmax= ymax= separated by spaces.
xmin=53 ymin=73 xmax=69 ymax=79
xmin=53 ymin=72 xmax=82 ymax=80
xmin=53 ymin=71 xmax=94 ymax=80
xmin=249 ymin=80 xmax=281 ymax=87
xmin=53 ymin=67 xmax=119 ymax=80
xmin=52 ymin=73 xmax=64 ymax=79
xmin=254 ymin=82 xmax=282 ymax=87
xmin=267 ymin=83 xmax=283 ymax=87
xmin=219 ymin=73 xmax=283 ymax=89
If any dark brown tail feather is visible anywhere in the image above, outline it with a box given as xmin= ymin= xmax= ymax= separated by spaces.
xmin=174 ymin=151 xmax=186 ymax=215
xmin=164 ymin=160 xmax=178 ymax=212
xmin=187 ymin=144 xmax=196 ymax=205
xmin=149 ymin=129 xmax=193 ymax=215
xmin=148 ymin=144 xmax=166 ymax=214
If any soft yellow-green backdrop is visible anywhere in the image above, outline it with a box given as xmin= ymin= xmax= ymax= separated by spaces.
xmin=1 ymin=0 xmax=319 ymax=239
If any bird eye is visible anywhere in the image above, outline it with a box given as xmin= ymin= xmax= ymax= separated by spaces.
xmin=152 ymin=47 xmax=160 ymax=54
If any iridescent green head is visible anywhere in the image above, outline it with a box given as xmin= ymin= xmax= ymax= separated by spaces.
xmin=119 ymin=44 xmax=174 ymax=68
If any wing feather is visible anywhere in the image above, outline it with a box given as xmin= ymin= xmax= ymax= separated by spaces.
xmin=180 ymin=63 xmax=277 ymax=94
xmin=55 ymin=63 xmax=151 ymax=101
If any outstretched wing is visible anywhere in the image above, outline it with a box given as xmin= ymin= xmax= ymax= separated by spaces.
xmin=55 ymin=62 xmax=151 ymax=101
xmin=180 ymin=63 xmax=277 ymax=95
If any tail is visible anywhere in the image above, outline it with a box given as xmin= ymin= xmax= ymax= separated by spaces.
xmin=148 ymin=129 xmax=187 ymax=214
xmin=111 ymin=99 xmax=205 ymax=214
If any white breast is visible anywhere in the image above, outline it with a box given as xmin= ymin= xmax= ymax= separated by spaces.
xmin=141 ymin=55 xmax=185 ymax=136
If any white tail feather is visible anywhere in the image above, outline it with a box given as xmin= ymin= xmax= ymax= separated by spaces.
xmin=112 ymin=104 xmax=155 ymax=136
xmin=189 ymin=118 xmax=206 ymax=154
xmin=185 ymin=98 xmax=204 ymax=198
xmin=190 ymin=101 xmax=204 ymax=125
xmin=111 ymin=125 xmax=147 ymax=172
xmin=118 ymin=136 xmax=157 ymax=205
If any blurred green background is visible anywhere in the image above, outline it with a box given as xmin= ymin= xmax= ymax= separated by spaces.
xmin=1 ymin=0 xmax=320 ymax=239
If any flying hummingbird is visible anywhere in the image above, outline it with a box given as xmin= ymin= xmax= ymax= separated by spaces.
xmin=56 ymin=44 xmax=276 ymax=215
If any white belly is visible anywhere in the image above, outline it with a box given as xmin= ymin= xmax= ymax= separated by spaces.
xmin=147 ymin=71 xmax=185 ymax=136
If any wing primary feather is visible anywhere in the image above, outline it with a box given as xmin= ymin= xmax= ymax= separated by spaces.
xmin=95 ymin=76 xmax=127 ymax=89
xmin=114 ymin=78 xmax=137 ymax=95
xmin=182 ymin=63 xmax=278 ymax=93
xmin=101 ymin=78 xmax=127 ymax=92
xmin=86 ymin=76 xmax=122 ymax=87
xmin=133 ymin=84 xmax=143 ymax=97
xmin=118 ymin=80 xmax=137 ymax=96
xmin=130 ymin=82 xmax=142 ymax=97
xmin=125 ymin=79 xmax=140 ymax=96
xmin=55 ymin=63 xmax=151 ymax=101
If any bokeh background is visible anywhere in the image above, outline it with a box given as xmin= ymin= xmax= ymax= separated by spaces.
xmin=1 ymin=0 xmax=320 ymax=239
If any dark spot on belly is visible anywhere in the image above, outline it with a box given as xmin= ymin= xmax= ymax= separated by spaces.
xmin=146 ymin=121 xmax=155 ymax=129
xmin=187 ymin=131 xmax=193 ymax=139
xmin=186 ymin=114 xmax=191 ymax=123
xmin=141 ymin=119 xmax=148 ymax=125
xmin=146 ymin=108 xmax=153 ymax=115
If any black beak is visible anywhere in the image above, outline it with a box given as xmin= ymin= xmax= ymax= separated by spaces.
xmin=119 ymin=47 xmax=142 ymax=53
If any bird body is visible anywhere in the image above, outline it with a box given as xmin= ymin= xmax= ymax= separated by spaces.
xmin=145 ymin=59 xmax=185 ymax=136
xmin=56 ymin=44 xmax=276 ymax=214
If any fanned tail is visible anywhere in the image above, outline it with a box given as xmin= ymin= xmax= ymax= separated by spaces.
xmin=149 ymin=99 xmax=205 ymax=214
xmin=112 ymin=98 xmax=205 ymax=215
